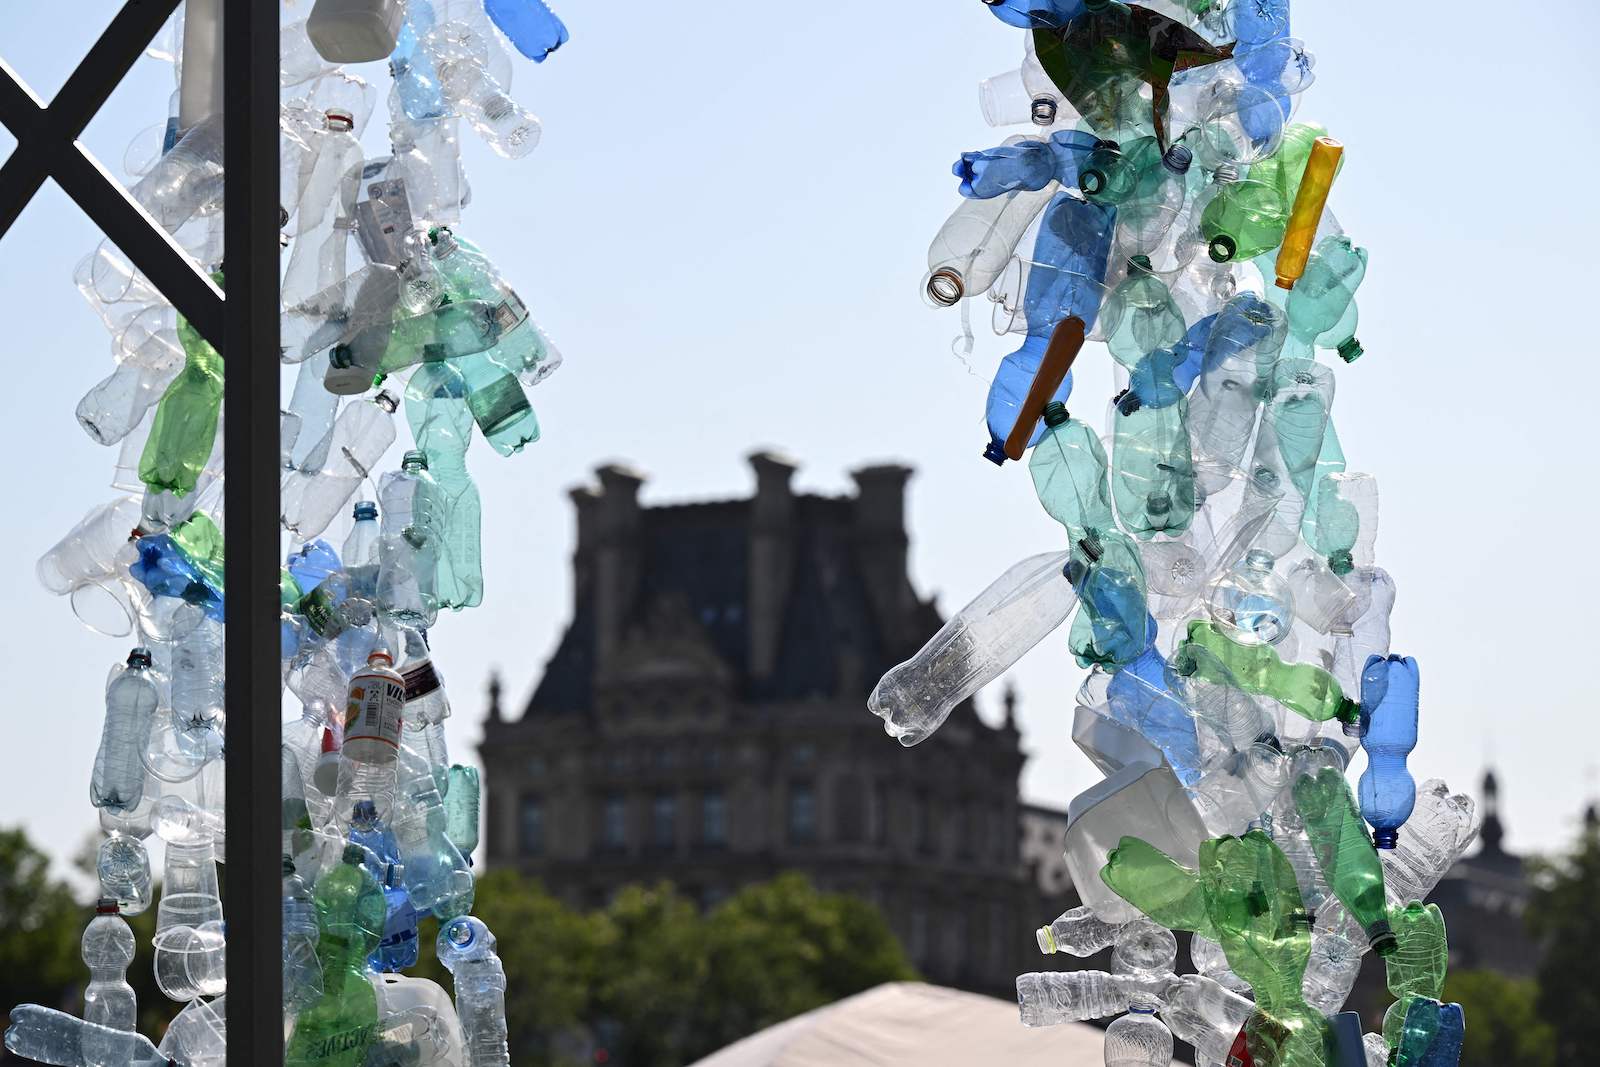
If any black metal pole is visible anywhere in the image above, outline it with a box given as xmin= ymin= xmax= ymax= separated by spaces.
xmin=222 ymin=0 xmax=281 ymax=1058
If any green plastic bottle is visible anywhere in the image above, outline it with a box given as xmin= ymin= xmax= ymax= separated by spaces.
xmin=1284 ymin=235 xmax=1367 ymax=360
xmin=1382 ymin=901 xmax=1448 ymax=1048
xmin=1111 ymin=361 xmax=1194 ymax=539
xmin=139 ymin=282 xmax=224 ymax=497
xmin=1100 ymin=834 xmax=1219 ymax=941
xmin=170 ymin=511 xmax=226 ymax=596
xmin=1028 ymin=401 xmax=1116 ymax=546
xmin=1177 ymin=619 xmax=1361 ymax=729
xmin=1293 ymin=768 xmax=1397 ymax=954
xmin=285 ymin=845 xmax=386 ymax=1067
xmin=1100 ymin=257 xmax=1186 ymax=370
xmin=1201 ymin=123 xmax=1331 ymax=262
xmin=405 ymin=362 xmax=484 ymax=609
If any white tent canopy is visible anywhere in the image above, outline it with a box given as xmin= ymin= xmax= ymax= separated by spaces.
xmin=687 ymin=982 xmax=1181 ymax=1067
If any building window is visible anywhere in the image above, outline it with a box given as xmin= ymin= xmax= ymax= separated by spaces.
xmin=834 ymin=775 xmax=864 ymax=844
xmin=788 ymin=783 xmax=816 ymax=844
xmin=652 ymin=793 xmax=677 ymax=849
xmin=519 ymin=795 xmax=544 ymax=855
xmin=601 ymin=794 xmax=627 ymax=850
xmin=701 ymin=789 xmax=727 ymax=847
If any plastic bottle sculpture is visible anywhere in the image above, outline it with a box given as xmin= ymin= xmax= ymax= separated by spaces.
xmin=873 ymin=1 xmax=1473 ymax=1062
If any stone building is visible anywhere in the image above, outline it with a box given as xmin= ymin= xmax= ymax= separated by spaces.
xmin=479 ymin=453 xmax=1060 ymax=996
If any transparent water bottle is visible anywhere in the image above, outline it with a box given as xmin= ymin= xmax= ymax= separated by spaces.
xmin=90 ymin=649 xmax=159 ymax=813
xmin=1037 ymin=905 xmax=1124 ymax=955
xmin=96 ymin=833 xmax=152 ymax=917
xmin=81 ymin=900 xmax=137 ymax=1042
xmin=2 ymin=1005 xmax=165 ymax=1067
xmin=436 ymin=916 xmax=510 ymax=1067
xmin=282 ymin=391 xmax=400 ymax=540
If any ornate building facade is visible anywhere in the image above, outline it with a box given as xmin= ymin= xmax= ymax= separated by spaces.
xmin=479 ymin=454 xmax=1058 ymax=995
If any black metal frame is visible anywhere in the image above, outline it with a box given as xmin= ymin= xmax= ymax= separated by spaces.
xmin=0 ymin=0 xmax=280 ymax=1060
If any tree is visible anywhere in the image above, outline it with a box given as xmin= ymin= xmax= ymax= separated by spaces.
xmin=0 ymin=828 xmax=86 ymax=1025
xmin=1441 ymin=969 xmax=1554 ymax=1067
xmin=1526 ymin=823 xmax=1600 ymax=1065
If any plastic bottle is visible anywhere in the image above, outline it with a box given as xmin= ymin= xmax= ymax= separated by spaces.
xmin=1029 ymin=403 xmax=1116 ymax=544
xmin=90 ymin=649 xmax=159 ymax=814
xmin=406 ymin=362 xmax=485 ymax=609
xmin=370 ymin=862 xmax=421 ymax=972
xmin=1016 ymin=971 xmax=1135 ymax=1026
xmin=282 ymin=109 xmax=363 ymax=307
xmin=286 ymin=846 xmax=386 ymax=1067
xmin=1110 ymin=359 xmax=1195 ymax=539
xmin=1037 ymin=904 xmax=1123 ymax=956
xmin=392 ymin=782 xmax=475 ymax=919
xmin=1177 ymin=619 xmax=1361 ymax=730
xmin=1205 ymin=549 xmax=1294 ymax=646
xmin=170 ymin=616 xmax=225 ymax=731
xmin=1295 ymin=768 xmax=1396 ymax=954
xmin=1159 ymin=974 xmax=1254 ymax=1066
xmin=138 ymin=296 xmax=223 ymax=498
xmin=377 ymin=451 xmax=444 ymax=627
xmin=281 ymin=391 xmax=400 ymax=540
xmin=1105 ymin=1006 xmax=1174 ymax=1067
xmin=1275 ymin=137 xmax=1344 ymax=289
xmin=445 ymin=765 xmax=481 ymax=860
xmin=868 ymin=550 xmax=1076 ymax=746
xmin=484 ymin=0 xmax=568 ymax=61
xmin=1069 ymin=765 xmax=1208 ymax=924
xmin=307 ymin=0 xmax=405 ymax=62
xmin=923 ymin=185 xmax=1056 ymax=306
xmin=96 ymin=833 xmax=152 ymax=917
xmin=336 ymin=650 xmax=407 ymax=825
xmin=1382 ymin=902 xmax=1447 ymax=1049
xmin=436 ymin=916 xmax=511 ymax=1067
xmin=1358 ymin=655 xmax=1420 ymax=849
xmin=81 ymin=900 xmax=137 ymax=1042
xmin=1379 ymin=780 xmax=1475 ymax=909
xmin=2 ymin=1005 xmax=166 ymax=1067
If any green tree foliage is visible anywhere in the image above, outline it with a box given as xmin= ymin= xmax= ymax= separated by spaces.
xmin=1441 ymin=969 xmax=1554 ymax=1067
xmin=0 ymin=829 xmax=82 ymax=1019
xmin=1526 ymin=824 xmax=1600 ymax=1065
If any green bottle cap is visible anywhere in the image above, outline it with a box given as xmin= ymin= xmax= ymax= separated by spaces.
xmin=1041 ymin=401 xmax=1070 ymax=427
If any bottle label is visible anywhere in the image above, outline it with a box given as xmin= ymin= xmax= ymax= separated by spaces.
xmin=346 ymin=672 xmax=405 ymax=749
xmin=493 ymin=289 xmax=528 ymax=333
xmin=355 ymin=176 xmax=416 ymax=267
xmin=402 ymin=660 xmax=441 ymax=702
xmin=1226 ymin=1025 xmax=1255 ymax=1067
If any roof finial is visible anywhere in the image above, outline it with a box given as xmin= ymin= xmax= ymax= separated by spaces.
xmin=1002 ymin=682 xmax=1018 ymax=731
xmin=487 ymin=671 xmax=503 ymax=723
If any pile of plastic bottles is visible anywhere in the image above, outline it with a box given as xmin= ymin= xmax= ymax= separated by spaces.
xmin=871 ymin=2 xmax=1471 ymax=1065
xmin=5 ymin=0 xmax=567 ymax=1065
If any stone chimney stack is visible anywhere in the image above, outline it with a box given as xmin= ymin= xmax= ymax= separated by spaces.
xmin=593 ymin=463 xmax=646 ymax=665
xmin=850 ymin=464 xmax=915 ymax=651
xmin=747 ymin=450 xmax=798 ymax=681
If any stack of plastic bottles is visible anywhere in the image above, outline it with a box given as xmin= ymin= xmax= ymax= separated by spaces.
xmin=6 ymin=1 xmax=567 ymax=1065
xmin=871 ymin=2 xmax=1472 ymax=1064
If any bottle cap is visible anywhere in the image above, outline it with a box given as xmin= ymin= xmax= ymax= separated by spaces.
xmin=127 ymin=647 xmax=153 ymax=669
xmin=352 ymin=500 xmax=378 ymax=521
xmin=325 ymin=109 xmax=355 ymax=132
xmin=321 ymin=728 xmax=339 ymax=754
xmin=368 ymin=649 xmax=395 ymax=666
xmin=1041 ymin=400 xmax=1070 ymax=427
xmin=94 ymin=897 xmax=119 ymax=915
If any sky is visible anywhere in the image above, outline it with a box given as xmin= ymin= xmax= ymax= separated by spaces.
xmin=0 ymin=0 xmax=1597 ymax=879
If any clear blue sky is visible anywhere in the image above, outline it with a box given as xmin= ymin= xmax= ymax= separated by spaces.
xmin=0 ymin=0 xmax=1596 ymax=875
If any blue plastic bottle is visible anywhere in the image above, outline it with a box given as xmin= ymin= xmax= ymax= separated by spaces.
xmin=953 ymin=131 xmax=1099 ymax=199
xmin=369 ymin=862 xmax=420 ymax=972
xmin=982 ymin=337 xmax=1071 ymax=464
xmin=389 ymin=0 xmax=447 ymax=121
xmin=982 ymin=0 xmax=1085 ymax=30
xmin=128 ymin=533 xmax=224 ymax=621
xmin=1106 ymin=647 xmax=1203 ymax=784
xmin=1358 ymin=654 xmax=1419 ymax=848
xmin=483 ymin=0 xmax=569 ymax=62
xmin=1417 ymin=1002 xmax=1465 ymax=1067
xmin=286 ymin=539 xmax=342 ymax=596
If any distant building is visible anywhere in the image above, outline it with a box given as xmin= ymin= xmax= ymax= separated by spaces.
xmin=479 ymin=454 xmax=1064 ymax=995
xmin=1429 ymin=769 xmax=1537 ymax=977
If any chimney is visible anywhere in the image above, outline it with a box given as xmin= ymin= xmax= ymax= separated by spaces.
xmin=747 ymin=450 xmax=798 ymax=681
xmin=851 ymin=463 xmax=915 ymax=650
xmin=568 ymin=483 xmax=600 ymax=617
xmin=594 ymin=463 xmax=646 ymax=665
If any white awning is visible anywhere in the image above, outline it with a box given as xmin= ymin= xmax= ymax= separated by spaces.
xmin=687 ymin=981 xmax=1179 ymax=1066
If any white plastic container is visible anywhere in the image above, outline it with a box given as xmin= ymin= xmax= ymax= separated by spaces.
xmin=307 ymin=0 xmax=406 ymax=63
xmin=1062 ymin=762 xmax=1208 ymax=923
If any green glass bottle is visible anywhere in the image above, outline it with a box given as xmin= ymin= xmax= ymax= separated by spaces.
xmin=1100 ymin=257 xmax=1186 ymax=370
xmin=1177 ymin=620 xmax=1361 ymax=729
xmin=405 ymin=362 xmax=484 ymax=609
xmin=1100 ymin=834 xmax=1219 ymax=941
xmin=1028 ymin=401 xmax=1116 ymax=546
xmin=285 ymin=845 xmax=386 ymax=1067
xmin=1382 ymin=901 xmax=1447 ymax=1047
xmin=139 ymin=281 xmax=224 ymax=497
xmin=1111 ymin=362 xmax=1194 ymax=539
xmin=1293 ymin=768 xmax=1397 ymax=955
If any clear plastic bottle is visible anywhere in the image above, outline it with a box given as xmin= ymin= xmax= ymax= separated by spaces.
xmin=90 ymin=649 xmax=160 ymax=813
xmin=1158 ymin=974 xmax=1254 ymax=1065
xmin=377 ymin=451 xmax=444 ymax=626
xmin=281 ymin=109 xmax=362 ymax=307
xmin=81 ymin=900 xmax=137 ymax=1041
xmin=336 ymin=650 xmax=407 ymax=825
xmin=869 ymin=550 xmax=1075 ymax=746
xmin=96 ymin=833 xmax=153 ymax=917
xmin=1 ymin=1005 xmax=165 ymax=1067
xmin=436 ymin=916 xmax=510 ymax=1067
xmin=1104 ymin=1007 xmax=1173 ymax=1067
xmin=1016 ymin=970 xmax=1133 ymax=1026
xmin=169 ymin=616 xmax=225 ymax=730
xmin=444 ymin=764 xmax=481 ymax=860
xmin=281 ymin=391 xmax=400 ymax=540
xmin=393 ymin=781 xmax=474 ymax=919
xmin=284 ymin=857 xmax=324 ymax=1011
